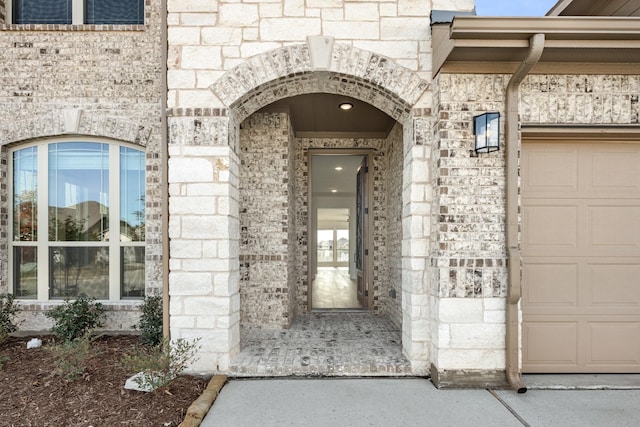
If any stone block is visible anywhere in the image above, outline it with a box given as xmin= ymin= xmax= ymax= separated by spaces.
xmin=181 ymin=216 xmax=231 ymax=239
xmin=381 ymin=18 xmax=429 ymax=40
xmin=168 ymin=0 xmax=217 ymax=13
xmin=168 ymin=27 xmax=201 ymax=45
xmin=219 ymin=3 xmax=259 ymax=26
xmin=169 ymin=158 xmax=213 ymax=182
xmin=438 ymin=298 xmax=483 ymax=323
xmin=182 ymin=46 xmax=223 ymax=69
xmin=344 ymin=3 xmax=379 ymax=21
xmin=201 ymin=27 xmax=243 ymax=46
xmin=353 ymin=40 xmax=418 ymax=60
xmin=284 ymin=0 xmax=305 ymax=17
xmin=171 ymin=240 xmax=203 ymax=258
xmin=184 ymin=297 xmax=231 ymax=316
xmin=449 ymin=323 xmax=505 ymax=349
xmin=323 ymin=21 xmax=379 ymax=40
xmin=170 ymin=196 xmax=216 ymax=215
xmin=436 ymin=348 xmax=505 ymax=370
xmin=240 ymin=42 xmax=282 ymax=58
xmin=260 ymin=18 xmax=321 ymax=41
xmin=170 ymin=272 xmax=214 ymax=296
xmin=168 ymin=69 xmax=196 ymax=89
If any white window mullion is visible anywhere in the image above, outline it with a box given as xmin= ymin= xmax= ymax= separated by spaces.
xmin=37 ymin=144 xmax=49 ymax=300
xmin=72 ymin=0 xmax=84 ymax=25
xmin=108 ymin=144 xmax=120 ymax=301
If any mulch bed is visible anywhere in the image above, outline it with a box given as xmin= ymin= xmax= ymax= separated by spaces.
xmin=0 ymin=335 xmax=207 ymax=427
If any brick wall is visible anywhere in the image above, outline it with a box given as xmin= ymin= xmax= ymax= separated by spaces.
xmin=0 ymin=1 xmax=163 ymax=329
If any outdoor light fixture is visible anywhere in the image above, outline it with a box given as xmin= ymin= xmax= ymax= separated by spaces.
xmin=473 ymin=112 xmax=500 ymax=155
xmin=339 ymin=102 xmax=353 ymax=110
xmin=334 ymin=166 xmax=343 ymax=171
xmin=331 ymin=189 xmax=338 ymax=193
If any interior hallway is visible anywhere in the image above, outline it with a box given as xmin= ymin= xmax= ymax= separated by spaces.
xmin=230 ymin=312 xmax=411 ymax=376
xmin=312 ymin=267 xmax=360 ymax=309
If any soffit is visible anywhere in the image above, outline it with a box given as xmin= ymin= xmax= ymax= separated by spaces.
xmin=432 ymin=16 xmax=640 ymax=75
xmin=548 ymin=0 xmax=640 ymax=17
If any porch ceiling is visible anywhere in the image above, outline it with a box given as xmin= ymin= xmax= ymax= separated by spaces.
xmin=258 ymin=93 xmax=396 ymax=139
xmin=432 ymin=16 xmax=640 ymax=75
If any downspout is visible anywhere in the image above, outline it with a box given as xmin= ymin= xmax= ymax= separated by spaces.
xmin=161 ymin=0 xmax=170 ymax=340
xmin=505 ymin=33 xmax=545 ymax=393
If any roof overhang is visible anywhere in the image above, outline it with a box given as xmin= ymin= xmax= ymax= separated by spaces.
xmin=432 ymin=16 xmax=640 ymax=76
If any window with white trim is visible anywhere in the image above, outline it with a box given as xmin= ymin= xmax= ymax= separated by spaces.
xmin=10 ymin=139 xmax=146 ymax=300
xmin=10 ymin=0 xmax=144 ymax=25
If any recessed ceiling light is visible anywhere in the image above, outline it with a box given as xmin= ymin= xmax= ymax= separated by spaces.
xmin=334 ymin=166 xmax=343 ymax=171
xmin=331 ymin=189 xmax=338 ymax=193
xmin=339 ymin=102 xmax=353 ymax=111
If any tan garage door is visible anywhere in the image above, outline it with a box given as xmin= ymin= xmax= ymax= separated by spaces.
xmin=522 ymin=140 xmax=640 ymax=373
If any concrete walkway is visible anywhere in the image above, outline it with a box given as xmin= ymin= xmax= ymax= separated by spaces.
xmin=200 ymin=378 xmax=640 ymax=427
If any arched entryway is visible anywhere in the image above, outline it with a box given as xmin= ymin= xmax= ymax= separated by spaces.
xmin=168 ymin=37 xmax=434 ymax=375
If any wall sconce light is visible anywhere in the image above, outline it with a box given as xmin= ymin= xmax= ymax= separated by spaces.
xmin=473 ymin=112 xmax=500 ymax=155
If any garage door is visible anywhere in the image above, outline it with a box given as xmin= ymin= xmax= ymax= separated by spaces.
xmin=522 ymin=140 xmax=640 ymax=373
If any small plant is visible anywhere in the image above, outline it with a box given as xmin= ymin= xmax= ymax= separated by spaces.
xmin=134 ymin=295 xmax=163 ymax=346
xmin=123 ymin=337 xmax=201 ymax=390
xmin=49 ymin=333 xmax=96 ymax=380
xmin=0 ymin=293 xmax=22 ymax=343
xmin=45 ymin=296 xmax=105 ymax=342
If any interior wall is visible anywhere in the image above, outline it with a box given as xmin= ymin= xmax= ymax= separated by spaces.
xmin=382 ymin=122 xmax=404 ymax=327
xmin=239 ymin=112 xmax=294 ymax=329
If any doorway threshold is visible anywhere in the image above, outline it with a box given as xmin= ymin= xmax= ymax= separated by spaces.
xmin=230 ymin=312 xmax=411 ymax=377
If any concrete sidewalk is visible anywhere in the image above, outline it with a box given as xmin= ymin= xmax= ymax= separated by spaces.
xmin=200 ymin=378 xmax=640 ymax=427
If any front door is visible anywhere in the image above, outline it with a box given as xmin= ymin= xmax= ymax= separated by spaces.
xmin=355 ymin=157 xmax=370 ymax=309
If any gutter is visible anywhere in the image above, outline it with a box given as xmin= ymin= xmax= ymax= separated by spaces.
xmin=161 ymin=0 xmax=170 ymax=340
xmin=504 ymin=33 xmax=545 ymax=393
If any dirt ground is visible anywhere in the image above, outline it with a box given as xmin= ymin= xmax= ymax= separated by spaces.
xmin=0 ymin=335 xmax=208 ymax=427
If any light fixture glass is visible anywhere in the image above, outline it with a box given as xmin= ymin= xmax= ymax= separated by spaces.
xmin=331 ymin=189 xmax=338 ymax=193
xmin=473 ymin=112 xmax=500 ymax=154
xmin=339 ymin=102 xmax=353 ymax=111
xmin=334 ymin=166 xmax=343 ymax=171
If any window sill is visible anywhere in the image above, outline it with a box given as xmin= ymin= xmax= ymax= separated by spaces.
xmin=1 ymin=23 xmax=146 ymax=32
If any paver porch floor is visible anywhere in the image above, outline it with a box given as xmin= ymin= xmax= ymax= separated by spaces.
xmin=229 ymin=312 xmax=412 ymax=377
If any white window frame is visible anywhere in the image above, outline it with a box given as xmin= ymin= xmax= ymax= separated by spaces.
xmin=7 ymin=0 xmax=142 ymax=25
xmin=8 ymin=137 xmax=146 ymax=302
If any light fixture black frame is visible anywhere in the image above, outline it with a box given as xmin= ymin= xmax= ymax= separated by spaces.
xmin=473 ymin=112 xmax=500 ymax=154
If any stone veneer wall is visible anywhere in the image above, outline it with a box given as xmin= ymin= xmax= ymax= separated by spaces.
xmin=382 ymin=122 xmax=403 ymax=327
xmin=0 ymin=2 xmax=163 ymax=331
xmin=431 ymin=72 xmax=640 ymax=382
xmin=239 ymin=112 xmax=296 ymax=329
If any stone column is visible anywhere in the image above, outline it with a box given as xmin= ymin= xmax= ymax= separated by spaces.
xmin=167 ymin=111 xmax=240 ymax=373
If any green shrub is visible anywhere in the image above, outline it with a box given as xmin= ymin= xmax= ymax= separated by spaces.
xmin=45 ymin=296 xmax=105 ymax=342
xmin=49 ymin=333 xmax=96 ymax=380
xmin=122 ymin=337 xmax=201 ymax=390
xmin=134 ymin=295 xmax=163 ymax=346
xmin=0 ymin=293 xmax=22 ymax=343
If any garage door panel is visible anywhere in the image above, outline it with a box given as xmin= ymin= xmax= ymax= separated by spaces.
xmin=523 ymin=321 xmax=578 ymax=368
xmin=523 ymin=140 xmax=640 ymax=373
xmin=523 ymin=205 xmax=578 ymax=251
xmin=588 ymin=205 xmax=640 ymax=254
xmin=588 ymin=149 xmax=640 ymax=194
xmin=522 ymin=147 xmax=578 ymax=194
xmin=587 ymin=322 xmax=640 ymax=368
xmin=588 ymin=263 xmax=640 ymax=309
xmin=523 ymin=262 xmax=578 ymax=308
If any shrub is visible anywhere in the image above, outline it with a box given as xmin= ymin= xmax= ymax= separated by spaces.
xmin=0 ymin=293 xmax=22 ymax=343
xmin=45 ymin=296 xmax=106 ymax=342
xmin=134 ymin=295 xmax=163 ymax=346
xmin=49 ymin=333 xmax=96 ymax=380
xmin=122 ymin=337 xmax=201 ymax=390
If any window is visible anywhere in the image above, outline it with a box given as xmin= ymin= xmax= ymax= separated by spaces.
xmin=11 ymin=0 xmax=143 ymax=25
xmin=11 ymin=140 xmax=146 ymax=300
